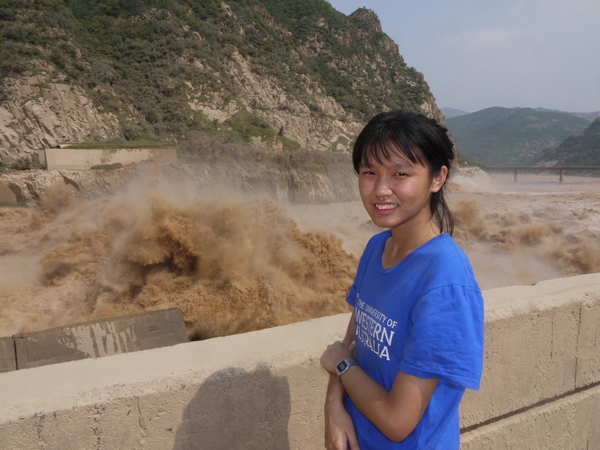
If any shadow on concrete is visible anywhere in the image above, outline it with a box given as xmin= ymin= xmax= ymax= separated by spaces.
xmin=173 ymin=364 xmax=291 ymax=450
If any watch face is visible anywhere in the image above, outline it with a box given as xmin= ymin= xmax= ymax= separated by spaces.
xmin=337 ymin=360 xmax=348 ymax=372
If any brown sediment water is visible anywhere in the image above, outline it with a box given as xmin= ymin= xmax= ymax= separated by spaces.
xmin=0 ymin=180 xmax=355 ymax=339
xmin=286 ymin=172 xmax=600 ymax=291
xmin=1 ymin=171 xmax=599 ymax=339
xmin=451 ymin=172 xmax=600 ymax=288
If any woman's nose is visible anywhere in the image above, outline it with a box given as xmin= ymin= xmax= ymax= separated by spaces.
xmin=374 ymin=176 xmax=393 ymax=196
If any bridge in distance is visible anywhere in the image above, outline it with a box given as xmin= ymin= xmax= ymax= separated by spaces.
xmin=482 ymin=166 xmax=600 ymax=182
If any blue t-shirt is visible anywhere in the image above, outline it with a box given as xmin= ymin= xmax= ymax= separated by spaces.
xmin=345 ymin=231 xmax=484 ymax=449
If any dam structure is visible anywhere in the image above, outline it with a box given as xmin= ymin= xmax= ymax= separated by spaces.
xmin=0 ymin=273 xmax=599 ymax=449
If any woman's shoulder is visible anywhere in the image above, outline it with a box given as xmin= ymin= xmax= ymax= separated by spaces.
xmin=423 ymin=233 xmax=469 ymax=261
xmin=419 ymin=234 xmax=480 ymax=289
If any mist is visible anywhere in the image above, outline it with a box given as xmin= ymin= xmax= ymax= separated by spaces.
xmin=1 ymin=170 xmax=599 ymax=339
xmin=0 ymin=177 xmax=355 ymax=339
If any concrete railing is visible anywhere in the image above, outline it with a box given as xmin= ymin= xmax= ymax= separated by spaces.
xmin=460 ymin=274 xmax=600 ymax=449
xmin=0 ymin=274 xmax=599 ymax=449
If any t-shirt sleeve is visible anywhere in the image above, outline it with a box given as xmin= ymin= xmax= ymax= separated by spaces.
xmin=346 ymin=283 xmax=359 ymax=307
xmin=399 ymin=284 xmax=484 ymax=390
xmin=346 ymin=232 xmax=387 ymax=308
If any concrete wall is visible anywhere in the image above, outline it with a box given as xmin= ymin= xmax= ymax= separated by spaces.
xmin=0 ymin=180 xmax=16 ymax=205
xmin=460 ymin=275 xmax=600 ymax=449
xmin=4 ymin=309 xmax=188 ymax=371
xmin=0 ymin=273 xmax=599 ymax=449
xmin=42 ymin=147 xmax=177 ymax=170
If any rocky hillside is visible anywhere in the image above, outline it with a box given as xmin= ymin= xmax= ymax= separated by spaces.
xmin=446 ymin=107 xmax=590 ymax=166
xmin=535 ymin=118 xmax=600 ymax=167
xmin=0 ymin=0 xmax=442 ymax=166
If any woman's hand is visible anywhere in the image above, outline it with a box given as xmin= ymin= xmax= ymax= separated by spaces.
xmin=325 ymin=397 xmax=360 ymax=450
xmin=320 ymin=341 xmax=356 ymax=374
xmin=322 ymin=314 xmax=359 ymax=449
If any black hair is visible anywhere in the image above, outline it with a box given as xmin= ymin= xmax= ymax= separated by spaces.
xmin=352 ymin=110 xmax=455 ymax=235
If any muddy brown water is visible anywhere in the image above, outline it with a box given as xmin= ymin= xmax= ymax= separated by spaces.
xmin=1 ymin=172 xmax=599 ymax=339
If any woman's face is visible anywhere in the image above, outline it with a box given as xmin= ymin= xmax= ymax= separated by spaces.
xmin=358 ymin=149 xmax=446 ymax=232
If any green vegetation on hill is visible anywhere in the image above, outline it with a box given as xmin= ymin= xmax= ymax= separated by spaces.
xmin=536 ymin=119 xmax=600 ymax=166
xmin=0 ymin=0 xmax=437 ymax=151
xmin=446 ymin=107 xmax=590 ymax=166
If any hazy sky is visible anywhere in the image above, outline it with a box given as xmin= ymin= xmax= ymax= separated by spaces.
xmin=326 ymin=0 xmax=600 ymax=113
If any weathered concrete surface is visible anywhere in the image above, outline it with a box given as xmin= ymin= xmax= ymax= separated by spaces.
xmin=0 ymin=337 xmax=16 ymax=373
xmin=0 ymin=314 xmax=348 ymax=449
xmin=577 ymin=291 xmax=600 ymax=388
xmin=461 ymin=384 xmax=600 ymax=450
xmin=0 ymin=274 xmax=599 ymax=449
xmin=460 ymin=275 xmax=600 ymax=428
xmin=43 ymin=147 xmax=177 ymax=170
xmin=13 ymin=308 xmax=188 ymax=370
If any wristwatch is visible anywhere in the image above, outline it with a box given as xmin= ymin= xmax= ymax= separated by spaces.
xmin=336 ymin=359 xmax=357 ymax=379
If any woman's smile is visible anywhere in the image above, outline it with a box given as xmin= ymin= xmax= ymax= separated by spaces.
xmin=374 ymin=203 xmax=399 ymax=211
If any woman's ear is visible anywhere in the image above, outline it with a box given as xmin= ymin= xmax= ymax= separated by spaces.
xmin=431 ymin=166 xmax=448 ymax=193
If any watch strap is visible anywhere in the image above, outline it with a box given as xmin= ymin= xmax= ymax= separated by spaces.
xmin=336 ymin=359 xmax=357 ymax=379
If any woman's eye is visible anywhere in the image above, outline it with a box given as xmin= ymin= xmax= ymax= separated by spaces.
xmin=394 ymin=172 xmax=407 ymax=176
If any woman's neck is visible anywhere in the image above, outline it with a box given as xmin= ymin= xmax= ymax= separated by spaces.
xmin=382 ymin=219 xmax=441 ymax=269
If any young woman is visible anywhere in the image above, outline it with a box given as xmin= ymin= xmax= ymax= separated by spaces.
xmin=320 ymin=111 xmax=484 ymax=449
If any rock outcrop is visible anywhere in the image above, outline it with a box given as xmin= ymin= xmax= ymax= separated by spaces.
xmin=0 ymin=69 xmax=121 ymax=164
xmin=191 ymin=49 xmax=362 ymax=153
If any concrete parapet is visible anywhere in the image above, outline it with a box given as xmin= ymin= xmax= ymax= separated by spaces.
xmin=460 ymin=275 xmax=600 ymax=430
xmin=0 ymin=337 xmax=16 ymax=373
xmin=0 ymin=314 xmax=348 ymax=449
xmin=0 ymin=274 xmax=599 ymax=448
xmin=461 ymin=384 xmax=600 ymax=450
xmin=577 ymin=291 xmax=600 ymax=387
xmin=12 ymin=308 xmax=188 ymax=370
xmin=43 ymin=147 xmax=177 ymax=170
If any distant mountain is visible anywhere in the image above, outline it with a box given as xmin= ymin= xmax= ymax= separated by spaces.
xmin=536 ymin=118 xmax=600 ymax=166
xmin=445 ymin=107 xmax=590 ymax=166
xmin=534 ymin=108 xmax=600 ymax=123
xmin=441 ymin=107 xmax=470 ymax=119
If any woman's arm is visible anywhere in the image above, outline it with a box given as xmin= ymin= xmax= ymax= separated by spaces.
xmin=321 ymin=341 xmax=438 ymax=443
xmin=324 ymin=374 xmax=359 ymax=450
xmin=323 ymin=314 xmax=360 ymax=450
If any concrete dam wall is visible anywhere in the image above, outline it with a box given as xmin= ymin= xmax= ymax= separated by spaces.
xmin=0 ymin=273 xmax=598 ymax=449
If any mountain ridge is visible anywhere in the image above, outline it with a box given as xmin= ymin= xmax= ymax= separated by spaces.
xmin=446 ymin=106 xmax=591 ymax=166
xmin=535 ymin=118 xmax=600 ymax=167
xmin=0 ymin=0 xmax=442 ymax=166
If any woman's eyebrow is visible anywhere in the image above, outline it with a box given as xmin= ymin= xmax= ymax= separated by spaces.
xmin=360 ymin=159 xmax=413 ymax=169
xmin=389 ymin=159 xmax=413 ymax=169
